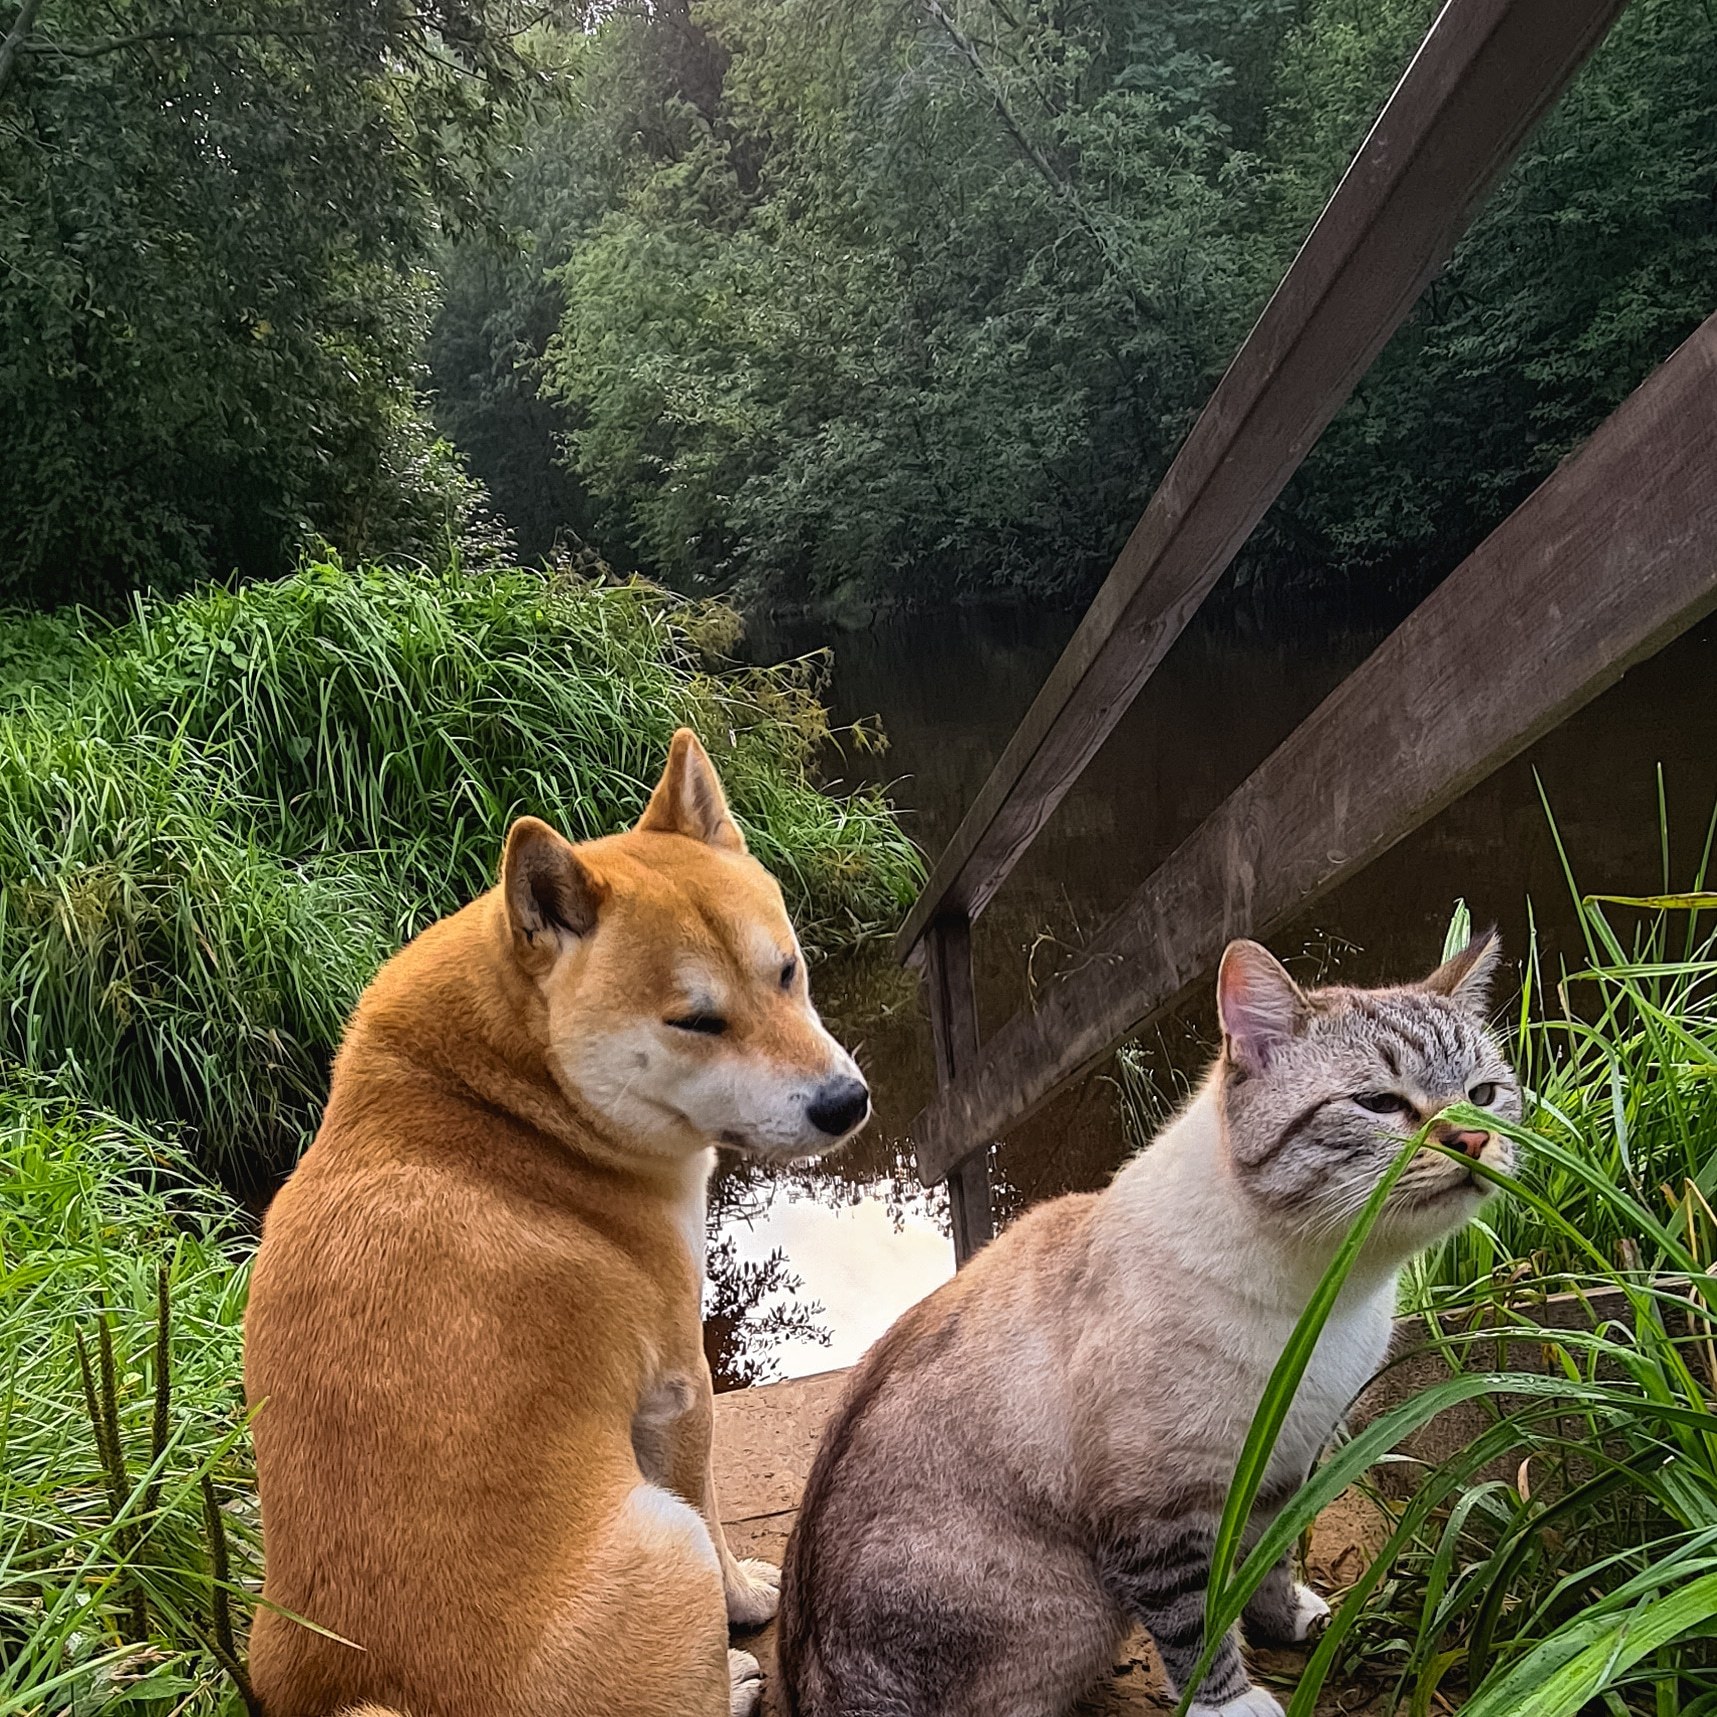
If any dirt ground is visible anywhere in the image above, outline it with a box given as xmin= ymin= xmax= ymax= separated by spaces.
xmin=712 ymin=1371 xmax=1396 ymax=1717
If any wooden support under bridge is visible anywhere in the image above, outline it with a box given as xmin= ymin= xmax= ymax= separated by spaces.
xmin=897 ymin=0 xmax=1717 ymax=1262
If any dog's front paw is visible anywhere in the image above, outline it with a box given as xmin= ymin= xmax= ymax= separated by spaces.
xmin=1287 ymin=1582 xmax=1330 ymax=1642
xmin=728 ymin=1648 xmax=763 ymax=1716
xmin=1190 ymin=1690 xmax=1284 ymax=1717
xmin=724 ymin=1557 xmax=780 ymax=1626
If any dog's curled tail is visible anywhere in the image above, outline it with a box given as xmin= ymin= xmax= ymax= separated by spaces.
xmin=341 ymin=1706 xmax=410 ymax=1716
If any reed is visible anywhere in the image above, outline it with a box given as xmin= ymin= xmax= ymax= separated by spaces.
xmin=0 ymin=1084 xmax=258 ymax=1715
xmin=0 ymin=558 xmax=921 ymax=1177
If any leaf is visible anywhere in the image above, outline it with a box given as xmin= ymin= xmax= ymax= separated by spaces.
xmin=1585 ymin=894 xmax=1717 ymax=912
xmin=1443 ymin=898 xmax=1473 ymax=961
xmin=1200 ymin=1138 xmax=1421 ymax=1659
xmin=1462 ymin=1570 xmax=1717 ymax=1717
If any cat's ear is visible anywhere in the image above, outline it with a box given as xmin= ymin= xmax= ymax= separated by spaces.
xmin=1422 ymin=927 xmax=1501 ymax=1016
xmin=1217 ymin=940 xmax=1307 ymax=1077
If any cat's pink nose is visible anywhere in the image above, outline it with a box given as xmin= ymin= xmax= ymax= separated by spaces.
xmin=1434 ymin=1124 xmax=1490 ymax=1159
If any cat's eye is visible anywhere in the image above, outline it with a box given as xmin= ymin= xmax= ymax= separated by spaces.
xmin=1355 ymin=1091 xmax=1413 ymax=1116
xmin=780 ymin=958 xmax=797 ymax=991
xmin=1469 ymin=1081 xmax=1498 ymax=1107
xmin=666 ymin=1013 xmax=728 ymax=1036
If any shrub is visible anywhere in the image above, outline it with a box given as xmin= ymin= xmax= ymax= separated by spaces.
xmin=0 ymin=558 xmax=921 ymax=1175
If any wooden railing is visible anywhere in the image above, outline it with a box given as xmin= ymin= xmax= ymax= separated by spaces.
xmin=899 ymin=0 xmax=1717 ymax=1260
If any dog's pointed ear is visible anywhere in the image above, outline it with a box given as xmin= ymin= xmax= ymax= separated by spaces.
xmin=502 ymin=817 xmax=606 ymax=968
xmin=1422 ymin=927 xmax=1502 ymax=1016
xmin=1217 ymin=939 xmax=1307 ymax=1077
xmin=634 ymin=729 xmax=745 ymax=853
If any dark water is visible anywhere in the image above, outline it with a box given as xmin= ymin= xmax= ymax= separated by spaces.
xmin=709 ymin=597 xmax=1717 ymax=1385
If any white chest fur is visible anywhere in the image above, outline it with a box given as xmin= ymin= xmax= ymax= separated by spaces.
xmin=670 ymin=1145 xmax=716 ymax=1286
xmin=1268 ymin=1285 xmax=1395 ymax=1476
xmin=1096 ymin=1089 xmax=1398 ymax=1479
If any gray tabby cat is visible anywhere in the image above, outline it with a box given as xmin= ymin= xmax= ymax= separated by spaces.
xmin=777 ymin=934 xmax=1517 ymax=1717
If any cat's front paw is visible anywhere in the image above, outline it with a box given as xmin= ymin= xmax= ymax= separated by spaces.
xmin=724 ymin=1556 xmax=780 ymax=1626
xmin=1189 ymin=1690 xmax=1284 ymax=1717
xmin=1284 ymin=1582 xmax=1331 ymax=1642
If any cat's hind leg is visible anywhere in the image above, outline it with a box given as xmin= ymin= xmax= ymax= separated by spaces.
xmin=796 ymin=1529 xmax=1119 ymax=1717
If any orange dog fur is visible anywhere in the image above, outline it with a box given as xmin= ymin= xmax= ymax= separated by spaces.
xmin=244 ymin=731 xmax=870 ymax=1717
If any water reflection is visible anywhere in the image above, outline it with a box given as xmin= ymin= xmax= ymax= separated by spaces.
xmin=713 ymin=598 xmax=1717 ymax=1385
xmin=705 ymin=1144 xmax=950 ymax=1391
xmin=706 ymin=1182 xmax=953 ymax=1390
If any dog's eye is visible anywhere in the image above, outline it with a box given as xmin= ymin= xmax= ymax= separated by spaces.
xmin=1469 ymin=1081 xmax=1498 ymax=1107
xmin=780 ymin=958 xmax=797 ymax=991
xmin=1355 ymin=1091 xmax=1412 ymax=1115
xmin=666 ymin=1014 xmax=728 ymax=1036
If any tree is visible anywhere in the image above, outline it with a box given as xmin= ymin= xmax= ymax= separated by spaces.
xmin=433 ymin=0 xmax=1285 ymax=607
xmin=0 ymin=0 xmax=557 ymax=608
xmin=419 ymin=0 xmax=1717 ymax=611
xmin=1262 ymin=0 xmax=1717 ymax=598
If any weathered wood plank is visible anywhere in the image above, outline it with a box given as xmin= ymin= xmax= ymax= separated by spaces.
xmin=895 ymin=0 xmax=1627 ymax=970
xmin=912 ymin=307 xmax=1717 ymax=1186
xmin=922 ymin=916 xmax=994 ymax=1259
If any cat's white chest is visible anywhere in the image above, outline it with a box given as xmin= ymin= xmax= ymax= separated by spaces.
xmin=1269 ymin=1290 xmax=1394 ymax=1475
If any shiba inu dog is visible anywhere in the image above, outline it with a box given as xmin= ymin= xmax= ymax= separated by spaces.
xmin=245 ymin=729 xmax=870 ymax=1717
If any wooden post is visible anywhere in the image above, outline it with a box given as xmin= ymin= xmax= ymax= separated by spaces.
xmin=921 ymin=915 xmax=994 ymax=1263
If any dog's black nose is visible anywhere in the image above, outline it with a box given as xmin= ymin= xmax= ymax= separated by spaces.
xmin=807 ymin=1076 xmax=870 ymax=1137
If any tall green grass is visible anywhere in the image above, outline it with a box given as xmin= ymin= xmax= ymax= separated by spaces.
xmin=98 ymin=560 xmax=917 ymax=942
xmin=0 ymin=1084 xmax=256 ymax=1715
xmin=1412 ymin=801 xmax=1717 ymax=1301
xmin=0 ymin=714 xmax=390 ymax=1175
xmin=0 ymin=558 xmax=922 ymax=1177
xmin=1188 ymin=863 xmax=1717 ymax=1713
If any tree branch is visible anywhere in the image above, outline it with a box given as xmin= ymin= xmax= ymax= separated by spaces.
xmin=0 ymin=0 xmax=46 ymax=102
xmin=913 ymin=0 xmax=1150 ymax=319
xmin=19 ymin=22 xmax=331 ymax=60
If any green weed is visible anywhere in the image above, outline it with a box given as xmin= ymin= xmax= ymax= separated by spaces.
xmin=0 ymin=1084 xmax=257 ymax=1715
xmin=0 ymin=558 xmax=921 ymax=1177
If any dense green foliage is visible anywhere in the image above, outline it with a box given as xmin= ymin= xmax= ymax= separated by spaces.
xmin=0 ymin=559 xmax=921 ymax=1178
xmin=0 ymin=0 xmax=565 ymax=608
xmin=432 ymin=0 xmax=1717 ymax=609
xmin=1415 ymin=891 xmax=1717 ymax=1301
xmin=11 ymin=0 xmax=1710 ymax=614
xmin=1270 ymin=0 xmax=1717 ymax=588
xmin=0 ymin=1087 xmax=256 ymax=1714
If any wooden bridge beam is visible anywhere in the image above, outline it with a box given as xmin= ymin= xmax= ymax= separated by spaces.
xmin=894 ymin=0 xmax=1627 ymax=972
xmin=911 ymin=307 xmax=1717 ymax=1187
